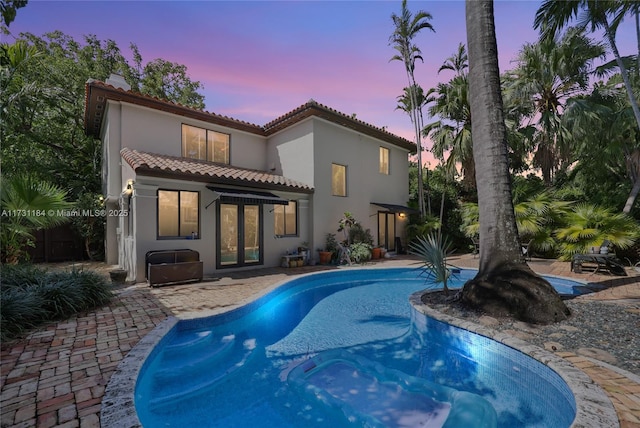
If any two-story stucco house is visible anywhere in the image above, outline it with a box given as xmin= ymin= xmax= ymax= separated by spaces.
xmin=83 ymin=74 xmax=416 ymax=283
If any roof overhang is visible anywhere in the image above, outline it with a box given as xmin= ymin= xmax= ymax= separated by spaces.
xmin=371 ymin=202 xmax=420 ymax=214
xmin=207 ymin=187 xmax=289 ymax=205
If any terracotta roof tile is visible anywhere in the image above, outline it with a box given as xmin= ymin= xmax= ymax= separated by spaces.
xmin=85 ymin=80 xmax=415 ymax=153
xmin=121 ymin=148 xmax=313 ymax=193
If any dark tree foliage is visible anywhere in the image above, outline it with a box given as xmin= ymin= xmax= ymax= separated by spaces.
xmin=1 ymin=32 xmax=206 ymax=259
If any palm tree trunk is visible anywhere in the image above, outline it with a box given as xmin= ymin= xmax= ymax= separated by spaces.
xmin=636 ymin=9 xmax=640 ymax=79
xmin=603 ymin=19 xmax=640 ymax=134
xmin=407 ymin=75 xmax=426 ymax=219
xmin=462 ymin=0 xmax=569 ymax=324
xmin=602 ymin=19 xmax=640 ymax=212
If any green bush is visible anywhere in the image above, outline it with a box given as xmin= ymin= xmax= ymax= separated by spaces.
xmin=348 ymin=223 xmax=374 ymax=246
xmin=0 ymin=265 xmax=114 ymax=341
xmin=1 ymin=263 xmax=48 ymax=290
xmin=349 ymin=242 xmax=372 ymax=263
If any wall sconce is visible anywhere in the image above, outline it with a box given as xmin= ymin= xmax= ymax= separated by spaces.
xmin=124 ymin=179 xmax=134 ymax=196
xmin=398 ymin=212 xmax=406 ymax=219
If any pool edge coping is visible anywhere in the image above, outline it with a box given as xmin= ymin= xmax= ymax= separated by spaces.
xmin=100 ymin=267 xmax=618 ymax=428
xmin=409 ymin=292 xmax=619 ymax=428
xmin=100 ymin=316 xmax=178 ymax=428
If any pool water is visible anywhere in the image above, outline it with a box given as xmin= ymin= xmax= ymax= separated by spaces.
xmin=135 ymin=268 xmax=579 ymax=427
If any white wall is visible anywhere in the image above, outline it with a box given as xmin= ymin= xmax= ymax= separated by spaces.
xmin=118 ymin=103 xmax=268 ymax=170
xmin=266 ymin=119 xmax=315 ymax=187
xmin=127 ymin=176 xmax=311 ymax=282
xmin=310 ymin=118 xmax=410 ymax=250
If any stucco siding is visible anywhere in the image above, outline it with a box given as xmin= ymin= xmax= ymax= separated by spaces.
xmin=118 ymin=103 xmax=268 ymax=170
xmin=311 ymin=118 xmax=410 ymax=250
xmin=266 ymin=119 xmax=315 ymax=187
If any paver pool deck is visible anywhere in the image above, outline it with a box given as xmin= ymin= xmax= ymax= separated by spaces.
xmin=1 ymin=254 xmax=638 ymax=428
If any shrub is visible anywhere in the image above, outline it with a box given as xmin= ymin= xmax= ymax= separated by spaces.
xmin=0 ymin=263 xmax=48 ymax=289
xmin=349 ymin=242 xmax=372 ymax=263
xmin=0 ymin=287 xmax=48 ymax=340
xmin=348 ymin=223 xmax=374 ymax=246
xmin=0 ymin=264 xmax=114 ymax=341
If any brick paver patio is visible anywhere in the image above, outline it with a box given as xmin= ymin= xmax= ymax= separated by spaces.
xmin=1 ymin=254 xmax=638 ymax=427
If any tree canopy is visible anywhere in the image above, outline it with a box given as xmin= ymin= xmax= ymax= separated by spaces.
xmin=1 ymin=31 xmax=206 ymax=260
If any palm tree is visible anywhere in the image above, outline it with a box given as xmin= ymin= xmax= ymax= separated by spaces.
xmin=397 ymin=84 xmax=432 ymax=214
xmin=562 ymin=80 xmax=640 ymax=213
xmin=1 ymin=175 xmax=72 ymax=264
xmin=438 ymin=42 xmax=468 ymax=75
xmin=462 ymin=0 xmax=569 ymax=324
xmin=389 ymin=0 xmax=434 ymax=218
xmin=507 ymin=28 xmax=605 ymax=185
xmin=534 ymin=0 xmax=640 ymax=211
xmin=426 ymin=74 xmax=474 ymax=189
xmin=555 ymin=204 xmax=639 ymax=259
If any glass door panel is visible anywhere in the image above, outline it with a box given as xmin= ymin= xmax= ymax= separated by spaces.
xmin=220 ymin=204 xmax=238 ymax=265
xmin=378 ymin=212 xmax=396 ymax=250
xmin=378 ymin=213 xmax=387 ymax=248
xmin=387 ymin=214 xmax=395 ymax=250
xmin=244 ymin=205 xmax=260 ymax=263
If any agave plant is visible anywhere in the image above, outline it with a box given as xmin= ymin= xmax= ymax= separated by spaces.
xmin=409 ymin=232 xmax=455 ymax=295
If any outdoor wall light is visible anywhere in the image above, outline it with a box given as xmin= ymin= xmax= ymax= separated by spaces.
xmin=398 ymin=212 xmax=406 ymax=219
xmin=124 ymin=179 xmax=134 ymax=196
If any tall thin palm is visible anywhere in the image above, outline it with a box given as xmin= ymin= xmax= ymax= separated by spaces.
xmin=508 ymin=28 xmax=605 ymax=184
xmin=535 ymin=0 xmax=640 ymax=211
xmin=390 ymin=0 xmax=434 ymax=218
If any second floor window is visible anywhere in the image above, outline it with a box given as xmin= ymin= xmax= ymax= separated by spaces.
xmin=274 ymin=201 xmax=297 ymax=236
xmin=332 ymin=163 xmax=347 ymax=196
xmin=379 ymin=147 xmax=389 ymax=174
xmin=182 ymin=124 xmax=230 ymax=164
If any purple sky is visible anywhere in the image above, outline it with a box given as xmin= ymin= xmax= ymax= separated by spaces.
xmin=5 ymin=1 xmax=636 ymax=161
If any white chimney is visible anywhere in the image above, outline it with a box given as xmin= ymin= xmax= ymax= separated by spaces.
xmin=106 ymin=73 xmax=131 ymax=91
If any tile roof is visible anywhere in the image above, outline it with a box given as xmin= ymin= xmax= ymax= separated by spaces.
xmin=263 ymin=99 xmax=416 ymax=152
xmin=85 ymin=80 xmax=415 ymax=153
xmin=120 ymin=148 xmax=314 ymax=193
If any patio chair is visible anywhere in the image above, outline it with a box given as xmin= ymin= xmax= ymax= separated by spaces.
xmin=472 ymin=237 xmax=480 ymax=258
xmin=521 ymin=239 xmax=533 ymax=261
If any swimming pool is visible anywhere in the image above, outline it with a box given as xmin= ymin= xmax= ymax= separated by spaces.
xmin=134 ymin=268 xmax=585 ymax=427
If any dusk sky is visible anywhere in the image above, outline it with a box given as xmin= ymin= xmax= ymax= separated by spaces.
xmin=4 ymin=1 xmax=636 ymax=160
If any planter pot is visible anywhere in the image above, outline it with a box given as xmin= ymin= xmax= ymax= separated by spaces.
xmin=289 ymin=260 xmax=297 ymax=268
xmin=371 ymin=247 xmax=382 ymax=260
xmin=297 ymin=259 xmax=304 ymax=267
xmin=318 ymin=251 xmax=332 ymax=265
xmin=109 ymin=269 xmax=127 ymax=285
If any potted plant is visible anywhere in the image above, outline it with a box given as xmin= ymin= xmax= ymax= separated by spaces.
xmin=318 ymin=233 xmax=337 ymax=264
xmin=371 ymin=246 xmax=382 ymax=260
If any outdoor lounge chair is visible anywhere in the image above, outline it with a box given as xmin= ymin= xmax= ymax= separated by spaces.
xmin=570 ymin=241 xmax=627 ymax=276
xmin=472 ymin=237 xmax=480 ymax=259
xmin=521 ymin=240 xmax=533 ymax=261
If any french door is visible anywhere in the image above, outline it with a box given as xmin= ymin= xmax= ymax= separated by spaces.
xmin=217 ymin=203 xmax=262 ymax=268
xmin=378 ymin=212 xmax=396 ymax=250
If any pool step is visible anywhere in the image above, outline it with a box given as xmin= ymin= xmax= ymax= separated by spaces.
xmin=148 ymin=347 xmax=255 ymax=409
xmin=154 ymin=336 xmax=236 ymax=382
xmin=162 ymin=330 xmax=216 ymax=355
